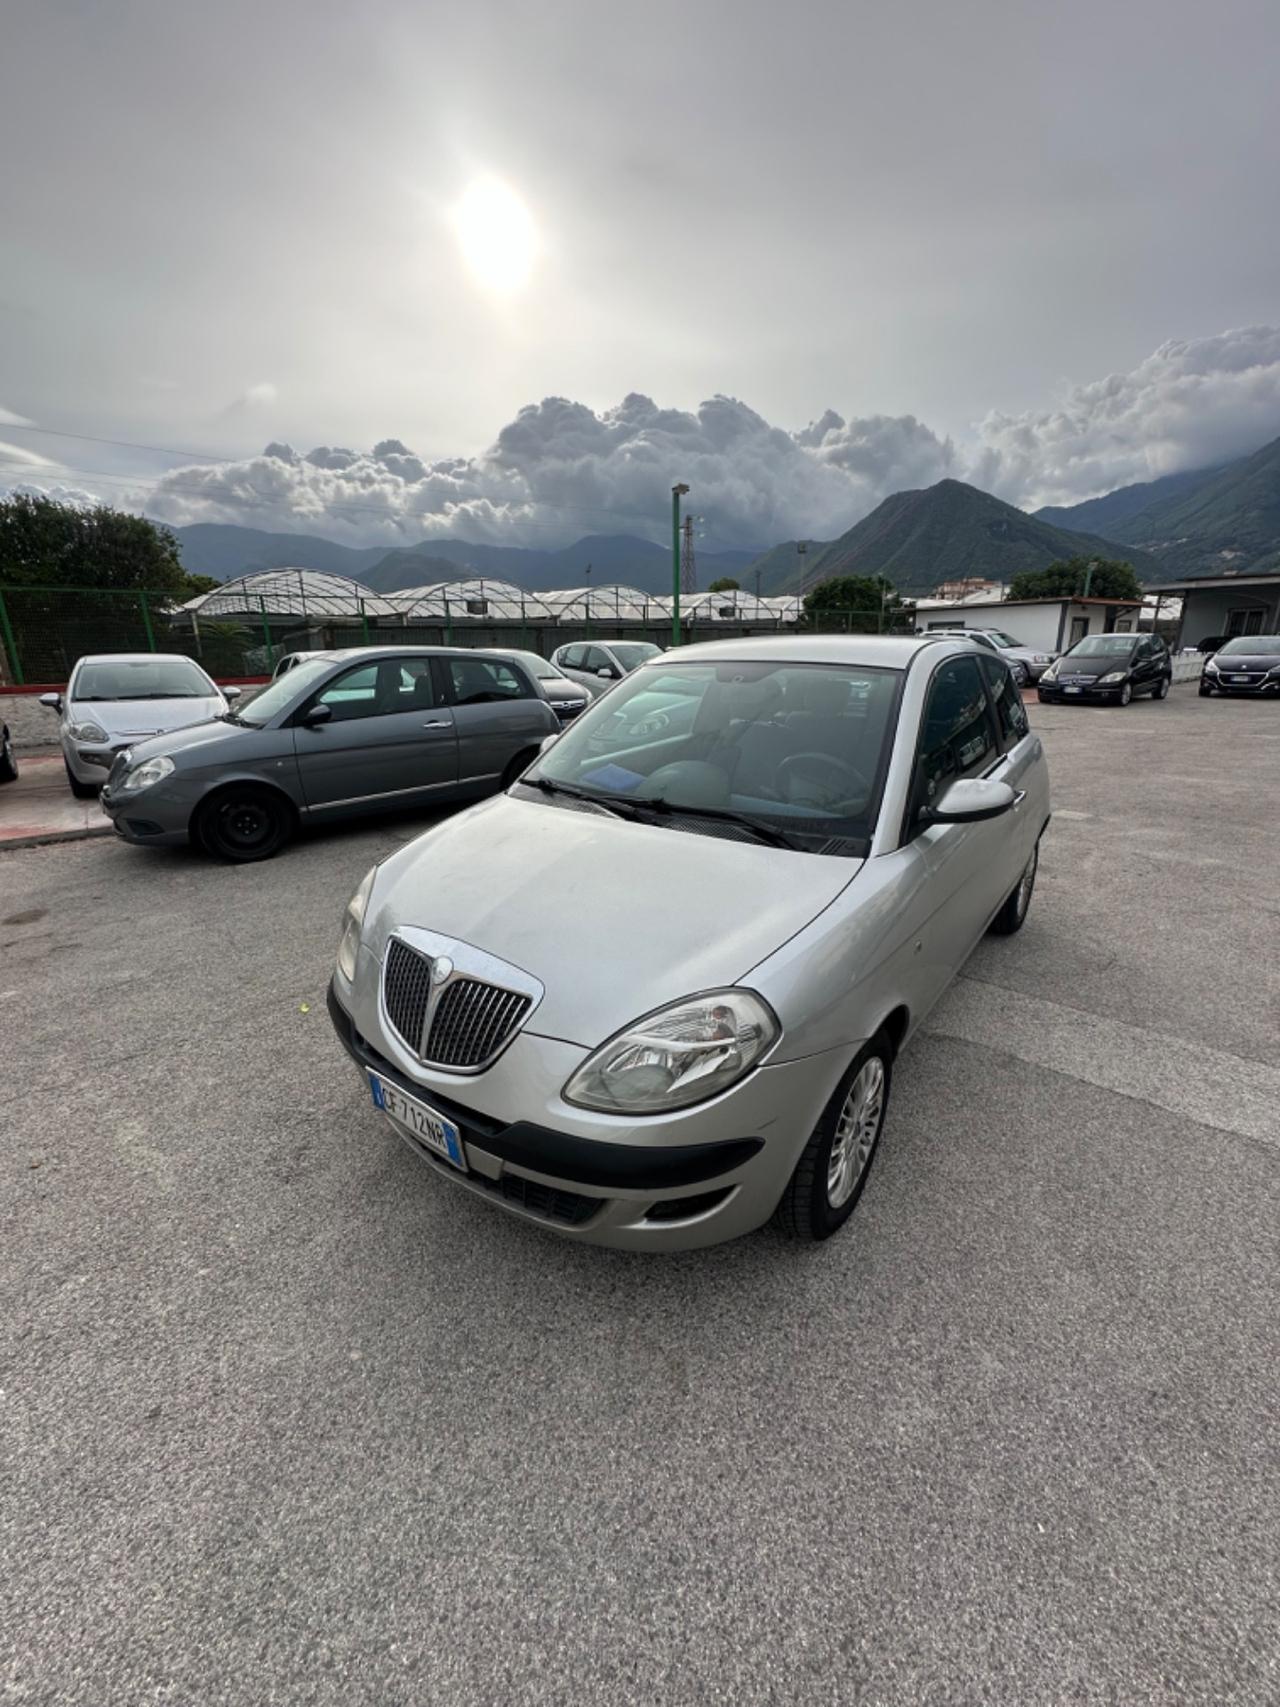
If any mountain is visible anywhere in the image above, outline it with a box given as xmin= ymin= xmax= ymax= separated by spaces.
xmin=358 ymin=532 xmax=760 ymax=596
xmin=171 ymin=521 xmax=760 ymax=597
xmin=1071 ymin=435 xmax=1280 ymax=579
xmin=750 ymin=479 xmax=1161 ymax=595
xmin=1034 ymin=464 xmax=1225 ymax=535
xmin=172 ymin=523 xmax=388 ymax=581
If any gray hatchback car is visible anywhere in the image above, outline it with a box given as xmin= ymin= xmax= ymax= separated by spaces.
xmin=100 ymin=647 xmax=558 ymax=860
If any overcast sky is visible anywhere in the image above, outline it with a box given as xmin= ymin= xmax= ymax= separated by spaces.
xmin=2 ymin=0 xmax=1278 ymax=548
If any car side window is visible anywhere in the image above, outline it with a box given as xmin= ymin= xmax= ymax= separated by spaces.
xmin=980 ymin=655 xmax=1029 ymax=747
xmin=560 ymin=646 xmax=584 ymax=669
xmin=449 ymin=657 xmax=532 ymax=705
xmin=314 ymin=663 xmax=381 ymax=722
xmin=583 ymin=646 xmax=612 ymax=674
xmin=914 ymin=656 xmax=999 ymax=816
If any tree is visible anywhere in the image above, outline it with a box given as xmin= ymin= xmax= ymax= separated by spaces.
xmin=1008 ymin=557 xmax=1143 ymax=602
xmin=707 ymin=576 xmax=740 ymax=593
xmin=802 ymin=573 xmax=908 ymax=634
xmin=0 ymin=493 xmax=195 ymax=596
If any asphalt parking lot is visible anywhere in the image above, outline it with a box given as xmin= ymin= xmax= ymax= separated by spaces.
xmin=3 ymin=685 xmax=1278 ymax=1705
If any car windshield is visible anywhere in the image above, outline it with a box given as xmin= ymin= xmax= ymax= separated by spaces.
xmin=986 ymin=632 xmax=1022 ymax=648
xmin=74 ymin=659 xmax=213 ymax=700
xmin=525 ymin=659 xmax=901 ymax=855
xmin=611 ymin=643 xmax=661 ymax=671
xmin=1068 ymin=635 xmax=1138 ymax=657
xmin=233 ymin=656 xmax=336 ymax=725
xmin=1219 ymin=635 xmax=1280 ymax=654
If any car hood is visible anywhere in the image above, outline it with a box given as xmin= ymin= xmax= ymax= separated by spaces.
xmin=369 ymin=793 xmax=862 ymax=1047
xmin=114 ymin=714 xmax=278 ymax=768
xmin=1057 ymin=657 xmax=1134 ymax=679
xmin=541 ymin=679 xmax=587 ymax=702
xmin=1213 ymin=652 xmax=1280 ymax=668
xmin=72 ymin=694 xmax=224 ymax=738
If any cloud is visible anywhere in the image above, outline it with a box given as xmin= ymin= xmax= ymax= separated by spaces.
xmin=973 ymin=326 xmax=1280 ymax=506
xmin=0 ymin=404 xmax=34 ymax=427
xmin=141 ymin=393 xmax=956 ymax=549
xmin=18 ymin=327 xmax=1280 ymax=547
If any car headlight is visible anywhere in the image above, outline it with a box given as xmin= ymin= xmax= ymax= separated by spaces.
xmin=1267 ymin=663 xmax=1280 ymax=676
xmin=336 ymin=866 xmax=376 ymax=983
xmin=1040 ymin=662 xmax=1060 ymax=682
xmin=1205 ymin=659 xmax=1220 ymax=673
xmin=1098 ymin=671 xmax=1127 ymax=684
xmin=115 ymin=755 xmax=175 ymax=795
xmin=1032 ymin=654 xmax=1050 ymax=665
xmin=563 ymin=989 xmax=779 ymax=1114
xmin=69 ymin=720 xmax=109 ymax=743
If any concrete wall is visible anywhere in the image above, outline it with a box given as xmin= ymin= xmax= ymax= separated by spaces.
xmin=1177 ymin=584 xmax=1280 ymax=648
xmin=1 ymin=693 xmax=61 ymax=749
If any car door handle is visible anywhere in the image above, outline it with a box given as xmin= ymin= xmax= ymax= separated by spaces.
xmin=421 ymin=719 xmax=450 ymax=729
xmin=1012 ymin=789 xmax=1027 ymax=807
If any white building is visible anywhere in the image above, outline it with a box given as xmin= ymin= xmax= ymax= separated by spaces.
xmin=914 ymin=594 xmax=1146 ymax=653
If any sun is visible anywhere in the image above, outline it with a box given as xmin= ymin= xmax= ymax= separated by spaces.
xmin=452 ymin=179 xmax=537 ymax=293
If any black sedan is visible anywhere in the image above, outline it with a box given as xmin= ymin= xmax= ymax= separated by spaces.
xmin=1037 ymin=634 xmax=1171 ymax=705
xmin=1199 ymin=634 xmax=1280 ymax=697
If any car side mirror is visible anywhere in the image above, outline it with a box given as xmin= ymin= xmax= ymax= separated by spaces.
xmin=224 ymin=686 xmax=243 ymax=701
xmin=39 ymin=692 xmax=63 ymax=710
xmin=302 ymin=702 xmax=333 ymax=727
xmin=921 ymin=777 xmax=1017 ymax=827
xmin=597 ymin=667 xmax=616 ymax=679
xmin=539 ymin=732 xmax=561 ymax=754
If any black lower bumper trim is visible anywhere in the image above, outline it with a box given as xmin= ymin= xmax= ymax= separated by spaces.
xmin=327 ymin=981 xmax=764 ymax=1191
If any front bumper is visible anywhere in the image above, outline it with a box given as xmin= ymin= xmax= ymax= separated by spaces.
xmin=327 ymin=977 xmax=849 ymax=1250
xmin=99 ymin=778 xmax=193 ymax=845
xmin=1037 ymin=683 xmax=1125 ymax=703
xmin=1203 ymin=673 xmax=1280 ymax=694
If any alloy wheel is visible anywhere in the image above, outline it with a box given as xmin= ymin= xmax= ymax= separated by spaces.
xmin=1015 ymin=845 xmax=1038 ymax=922
xmin=827 ymin=1057 xmax=885 ymax=1208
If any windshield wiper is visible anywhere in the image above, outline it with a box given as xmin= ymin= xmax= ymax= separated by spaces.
xmin=630 ymin=797 xmax=803 ymax=851
xmin=521 ymin=776 xmax=640 ymax=823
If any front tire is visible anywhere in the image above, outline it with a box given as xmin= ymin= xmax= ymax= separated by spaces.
xmin=195 ymin=785 xmax=293 ymax=862
xmin=0 ymin=729 xmax=17 ymax=784
xmin=1118 ymin=682 xmax=1133 ymax=706
xmin=772 ymin=1034 xmax=892 ymax=1241
xmin=989 ymin=842 xmax=1038 ymax=936
xmin=1153 ymin=677 xmax=1170 ymax=700
xmin=64 ymin=757 xmax=98 ymax=798
xmin=1199 ymin=682 xmax=1213 ymax=697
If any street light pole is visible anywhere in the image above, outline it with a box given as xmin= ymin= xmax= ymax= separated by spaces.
xmin=671 ymin=483 xmax=689 ymax=646
xmin=1083 ymin=558 xmax=1098 ymax=599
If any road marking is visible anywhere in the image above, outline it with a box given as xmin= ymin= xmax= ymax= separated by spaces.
xmin=926 ymin=977 xmax=1280 ymax=1150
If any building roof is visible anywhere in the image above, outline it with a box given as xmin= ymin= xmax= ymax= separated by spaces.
xmin=1145 ymin=571 xmax=1280 ymax=594
xmin=184 ymin=568 xmax=400 ymax=618
xmin=386 ymin=579 xmax=554 ymax=619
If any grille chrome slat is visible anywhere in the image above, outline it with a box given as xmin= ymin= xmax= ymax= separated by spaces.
xmin=383 ymin=937 xmax=533 ymax=1071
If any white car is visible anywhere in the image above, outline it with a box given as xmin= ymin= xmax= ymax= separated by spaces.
xmin=40 ymin=653 xmax=237 ymax=797
xmin=550 ymin=640 xmax=662 ymax=698
xmin=928 ymin=628 xmax=1055 ymax=684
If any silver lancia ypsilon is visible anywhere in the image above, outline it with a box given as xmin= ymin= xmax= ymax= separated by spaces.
xmin=329 ymin=635 xmax=1050 ymax=1250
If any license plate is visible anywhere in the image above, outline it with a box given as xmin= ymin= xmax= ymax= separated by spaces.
xmin=368 ymin=1072 xmax=466 ymax=1170
xmin=1230 ymin=674 xmax=1250 ymax=682
xmin=1065 ymin=686 xmax=1082 ymax=695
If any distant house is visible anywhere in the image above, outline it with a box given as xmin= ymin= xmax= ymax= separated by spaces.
xmin=931 ymin=576 xmax=1003 ymax=601
xmin=1145 ymin=571 xmax=1280 ymax=648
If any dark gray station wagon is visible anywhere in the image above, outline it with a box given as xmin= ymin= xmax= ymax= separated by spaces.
xmin=100 ymin=647 xmax=559 ymax=860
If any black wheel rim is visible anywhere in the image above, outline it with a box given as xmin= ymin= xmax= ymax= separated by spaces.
xmin=214 ymin=798 xmax=275 ymax=852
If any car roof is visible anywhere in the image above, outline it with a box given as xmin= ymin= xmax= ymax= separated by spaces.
xmin=74 ymin=652 xmax=212 ymax=667
xmin=663 ymin=633 xmax=983 ymax=670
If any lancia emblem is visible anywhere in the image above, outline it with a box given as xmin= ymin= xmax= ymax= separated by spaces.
xmin=432 ymin=957 xmax=453 ymax=984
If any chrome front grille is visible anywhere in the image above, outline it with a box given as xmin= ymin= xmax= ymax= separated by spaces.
xmin=384 ymin=938 xmax=435 ymax=1056
xmin=426 ymin=978 xmax=533 ymax=1067
xmin=383 ymin=936 xmax=533 ymax=1070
